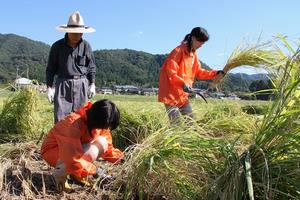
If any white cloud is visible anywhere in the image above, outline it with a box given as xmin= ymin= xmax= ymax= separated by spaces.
xmin=132 ymin=31 xmax=144 ymax=37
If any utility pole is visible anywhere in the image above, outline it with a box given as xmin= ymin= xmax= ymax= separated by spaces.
xmin=16 ymin=66 xmax=19 ymax=79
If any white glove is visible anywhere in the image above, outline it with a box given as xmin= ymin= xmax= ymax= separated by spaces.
xmin=47 ymin=87 xmax=55 ymax=103
xmin=93 ymin=136 xmax=108 ymax=154
xmin=82 ymin=136 xmax=108 ymax=162
xmin=88 ymin=83 xmax=96 ymax=99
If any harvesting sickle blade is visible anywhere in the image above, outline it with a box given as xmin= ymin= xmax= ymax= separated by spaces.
xmin=192 ymin=90 xmax=208 ymax=103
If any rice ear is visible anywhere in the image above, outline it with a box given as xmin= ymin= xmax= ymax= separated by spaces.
xmin=209 ymin=40 xmax=283 ymax=89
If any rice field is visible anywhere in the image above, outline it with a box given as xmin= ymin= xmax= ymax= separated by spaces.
xmin=0 ymin=38 xmax=299 ymax=199
xmin=0 ymin=90 xmax=272 ymax=199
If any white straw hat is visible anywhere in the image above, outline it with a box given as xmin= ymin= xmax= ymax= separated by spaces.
xmin=56 ymin=11 xmax=95 ymax=33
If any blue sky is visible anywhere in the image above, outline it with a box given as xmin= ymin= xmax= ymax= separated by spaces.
xmin=0 ymin=0 xmax=299 ymax=73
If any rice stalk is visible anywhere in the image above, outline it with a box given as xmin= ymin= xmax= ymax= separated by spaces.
xmin=112 ymin=99 xmax=264 ymax=199
xmin=210 ymin=40 xmax=285 ymax=89
xmin=0 ymin=158 xmax=13 ymax=192
xmin=203 ymin=40 xmax=300 ymax=199
xmin=113 ymin=125 xmax=225 ymax=200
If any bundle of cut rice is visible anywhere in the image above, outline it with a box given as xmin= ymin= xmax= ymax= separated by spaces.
xmin=210 ymin=41 xmax=284 ymax=89
xmin=0 ymin=87 xmax=41 ymax=142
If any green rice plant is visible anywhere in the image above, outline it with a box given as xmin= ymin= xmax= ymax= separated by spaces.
xmin=203 ymin=40 xmax=300 ymax=199
xmin=0 ymin=87 xmax=42 ymax=142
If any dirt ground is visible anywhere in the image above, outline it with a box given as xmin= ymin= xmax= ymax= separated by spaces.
xmin=0 ymin=143 xmax=122 ymax=200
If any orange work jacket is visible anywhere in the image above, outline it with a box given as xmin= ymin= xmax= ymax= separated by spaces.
xmin=158 ymin=43 xmax=218 ymax=107
xmin=40 ymin=102 xmax=123 ymax=178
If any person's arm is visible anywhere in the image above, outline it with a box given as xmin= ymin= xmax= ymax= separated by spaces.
xmin=46 ymin=44 xmax=58 ymax=88
xmin=92 ymin=129 xmax=124 ymax=163
xmin=164 ymin=47 xmax=185 ymax=87
xmin=86 ymin=42 xmax=96 ymax=85
xmin=194 ymin=56 xmax=218 ymax=80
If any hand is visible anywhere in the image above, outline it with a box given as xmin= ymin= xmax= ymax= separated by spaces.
xmin=216 ymin=70 xmax=226 ymax=76
xmin=183 ymin=84 xmax=193 ymax=93
xmin=47 ymin=87 xmax=55 ymax=103
xmin=88 ymin=83 xmax=96 ymax=99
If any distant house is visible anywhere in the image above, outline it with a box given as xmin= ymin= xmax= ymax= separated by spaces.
xmin=15 ymin=77 xmax=32 ymax=85
xmin=112 ymin=85 xmax=123 ymax=93
xmin=227 ymin=93 xmax=241 ymax=100
xmin=113 ymin=85 xmax=140 ymax=95
xmin=210 ymin=92 xmax=226 ymax=99
xmin=124 ymin=85 xmax=140 ymax=95
xmin=99 ymin=87 xmax=113 ymax=95
xmin=141 ymin=88 xmax=158 ymax=95
xmin=13 ymin=77 xmax=32 ymax=90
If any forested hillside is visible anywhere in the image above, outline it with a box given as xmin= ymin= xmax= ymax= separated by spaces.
xmin=94 ymin=49 xmax=166 ymax=87
xmin=0 ymin=33 xmax=267 ymax=91
xmin=0 ymin=34 xmax=49 ymax=82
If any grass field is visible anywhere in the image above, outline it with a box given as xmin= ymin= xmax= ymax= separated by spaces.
xmin=0 ymin=89 xmax=274 ymax=199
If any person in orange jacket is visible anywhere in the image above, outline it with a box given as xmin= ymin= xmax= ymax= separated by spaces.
xmin=41 ymin=99 xmax=123 ymax=192
xmin=158 ymin=27 xmax=225 ymax=124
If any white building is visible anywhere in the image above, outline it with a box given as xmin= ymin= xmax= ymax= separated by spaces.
xmin=14 ymin=77 xmax=32 ymax=89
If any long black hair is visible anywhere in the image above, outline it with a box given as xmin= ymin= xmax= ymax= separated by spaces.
xmin=182 ymin=27 xmax=209 ymax=52
xmin=86 ymin=99 xmax=120 ymax=132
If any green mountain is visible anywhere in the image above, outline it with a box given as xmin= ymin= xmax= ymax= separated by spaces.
xmin=0 ymin=33 xmax=49 ymax=82
xmin=94 ymin=49 xmax=167 ymax=87
xmin=0 ymin=33 xmax=267 ymax=92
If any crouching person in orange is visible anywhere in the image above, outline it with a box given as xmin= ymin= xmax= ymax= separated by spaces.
xmin=158 ymin=27 xmax=226 ymax=124
xmin=40 ymin=99 xmax=123 ymax=192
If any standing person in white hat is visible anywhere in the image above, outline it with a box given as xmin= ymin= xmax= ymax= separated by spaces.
xmin=46 ymin=11 xmax=97 ymax=123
